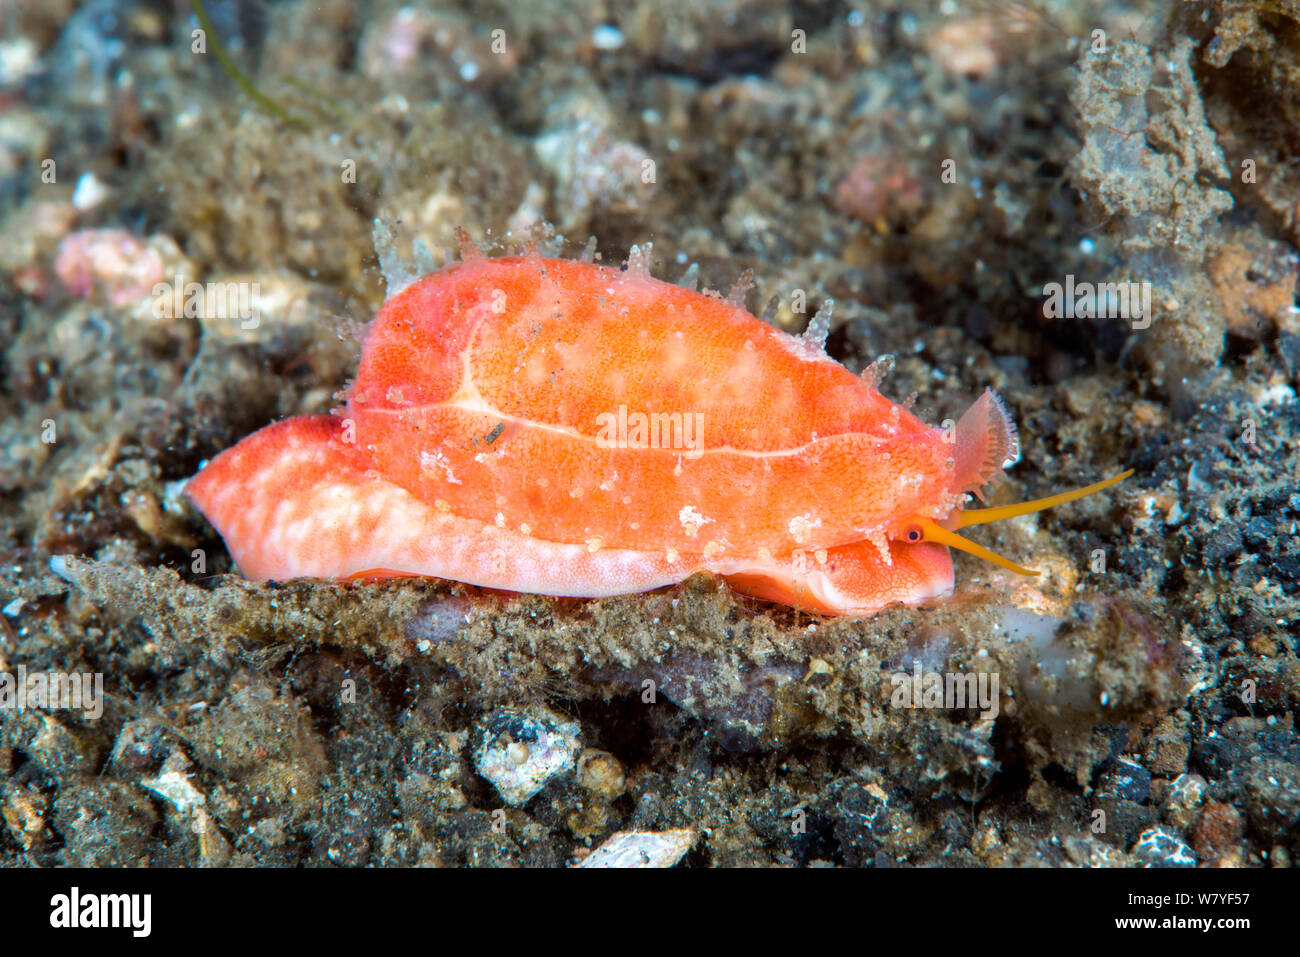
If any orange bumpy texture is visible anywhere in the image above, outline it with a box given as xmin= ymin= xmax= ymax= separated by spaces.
xmin=347 ymin=257 xmax=964 ymax=552
xmin=188 ymin=255 xmax=1007 ymax=614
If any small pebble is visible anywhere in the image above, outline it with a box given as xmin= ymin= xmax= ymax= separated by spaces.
xmin=1131 ymin=826 xmax=1197 ymax=868
xmin=591 ymin=25 xmax=625 ymax=50
xmin=577 ymin=829 xmax=695 ymax=868
xmin=1163 ymin=773 xmax=1206 ymax=829
xmin=1190 ymin=801 xmax=1244 ymax=862
xmin=474 ymin=706 xmax=581 ymax=806
xmin=576 ymin=749 xmax=626 ymax=801
xmin=1098 ymin=757 xmax=1151 ymax=804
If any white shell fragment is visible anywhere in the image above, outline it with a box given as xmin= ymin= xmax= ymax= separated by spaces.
xmin=141 ymin=769 xmax=207 ymax=817
xmin=577 ymin=829 xmax=696 ymax=868
xmin=474 ymin=706 xmax=582 ymax=806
